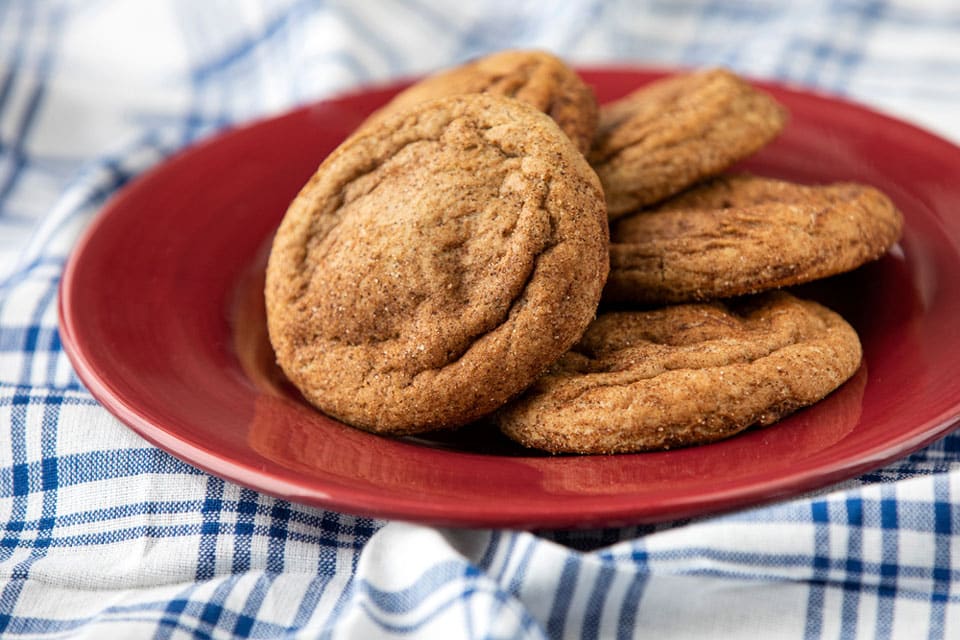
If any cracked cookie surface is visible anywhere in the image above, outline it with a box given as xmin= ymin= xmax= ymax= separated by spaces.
xmin=589 ymin=68 xmax=787 ymax=219
xmin=605 ymin=174 xmax=904 ymax=305
xmin=265 ymin=94 xmax=609 ymax=435
xmin=361 ymin=49 xmax=598 ymax=154
xmin=496 ymin=291 xmax=862 ymax=454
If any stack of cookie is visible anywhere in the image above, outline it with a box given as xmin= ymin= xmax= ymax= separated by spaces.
xmin=265 ymin=50 xmax=903 ymax=455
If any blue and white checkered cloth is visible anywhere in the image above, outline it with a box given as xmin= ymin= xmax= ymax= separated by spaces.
xmin=3 ymin=1 xmax=960 ymax=637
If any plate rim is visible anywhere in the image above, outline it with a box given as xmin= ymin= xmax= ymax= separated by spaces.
xmin=58 ymin=66 xmax=960 ymax=529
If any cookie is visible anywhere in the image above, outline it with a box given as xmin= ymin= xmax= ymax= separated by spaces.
xmin=361 ymin=49 xmax=598 ymax=154
xmin=605 ymin=174 xmax=904 ymax=305
xmin=496 ymin=291 xmax=862 ymax=454
xmin=265 ymin=94 xmax=609 ymax=435
xmin=589 ymin=68 xmax=788 ymax=218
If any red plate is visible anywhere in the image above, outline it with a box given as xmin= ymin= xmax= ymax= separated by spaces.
xmin=59 ymin=68 xmax=960 ymax=529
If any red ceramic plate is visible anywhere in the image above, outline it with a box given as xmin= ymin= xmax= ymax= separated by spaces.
xmin=59 ymin=68 xmax=960 ymax=529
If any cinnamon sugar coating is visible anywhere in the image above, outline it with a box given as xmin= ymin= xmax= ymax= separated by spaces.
xmin=266 ymin=94 xmax=609 ymax=435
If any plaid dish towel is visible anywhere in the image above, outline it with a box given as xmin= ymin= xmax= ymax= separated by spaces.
xmin=3 ymin=1 xmax=960 ymax=638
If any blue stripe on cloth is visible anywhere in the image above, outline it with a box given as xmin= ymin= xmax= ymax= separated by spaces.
xmin=841 ymin=496 xmax=865 ymax=636
xmin=1 ymin=390 xmax=29 ymax=484
xmin=646 ymin=546 xmax=845 ymax=574
xmin=869 ymin=2 xmax=960 ymax=28
xmin=355 ymin=564 xmax=544 ymax=638
xmin=3 ymin=500 xmax=203 ymax=529
xmin=929 ymin=475 xmax=952 ymax=637
xmin=151 ymin=595 xmax=290 ymax=639
xmin=247 ymin=508 xmax=369 ymax=636
xmin=941 ymin=435 xmax=960 ymax=456
xmin=0 ymin=212 xmax=34 ymax=228
xmin=546 ymin=555 xmax=579 ymax=638
xmin=1 ymin=503 xmax=378 ymax=637
xmin=461 ymin=564 xmax=480 ymax=639
xmin=506 ymin=536 xmax=536 ymax=596
xmin=492 ymin=531 xmax=517 ymax=584
xmin=187 ymin=0 xmax=316 ymax=84
xmin=197 ymin=576 xmax=243 ymax=638
xmin=232 ymin=609 xmax=257 ymax=638
xmin=17 ymin=284 xmax=57 ymax=384
xmin=266 ymin=500 xmax=290 ymax=573
xmin=38 ymin=395 xmax=60 ymax=499
xmin=0 ymin=259 xmax=63 ymax=303
xmin=0 ymin=383 xmax=95 ymax=402
xmin=196 ymin=477 xmax=226 ymax=581
xmin=319 ymin=552 xmax=361 ymax=638
xmin=0 ymin=595 xmax=287 ymax=637
xmin=0 ymin=4 xmax=63 ymax=213
xmin=617 ymin=547 xmax=649 ymax=640
xmin=45 ymin=328 xmax=63 ymax=384
xmin=469 ymin=530 xmax=520 ymax=633
xmin=154 ymin=587 xmax=199 ymax=640
xmin=0 ymin=448 xmax=203 ymax=498
xmin=230 ymin=489 xmax=259 ymax=573
xmin=1 ymin=504 xmax=377 ymax=547
xmin=876 ymin=485 xmax=899 ymax=640
xmin=637 ymin=550 xmax=960 ymax=590
xmin=582 ymin=564 xmax=616 ymax=640
xmin=355 ymin=588 xmax=493 ymax=636
xmin=804 ymin=499 xmax=831 ymax=639
xmin=0 ymin=390 xmax=60 ymax=633
xmin=477 ymin=529 xmax=501 ymax=571
xmin=2 ymin=524 xmax=203 ymax=550
xmin=0 ymin=2 xmax=30 ymax=127
xmin=0 ymin=387 xmax=30 ymax=632
xmin=356 ymin=560 xmax=466 ymax=614
xmin=174 ymin=2 xmax=227 ymax=146
xmin=194 ymin=481 xmax=233 ymax=636
xmin=486 ymin=534 xmax=535 ymax=632
xmin=231 ymin=572 xmax=275 ymax=636
xmin=286 ymin=512 xmax=375 ymax=638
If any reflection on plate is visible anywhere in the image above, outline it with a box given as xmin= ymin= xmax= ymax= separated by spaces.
xmin=60 ymin=68 xmax=960 ymax=528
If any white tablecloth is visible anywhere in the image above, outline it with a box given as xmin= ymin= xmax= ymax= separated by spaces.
xmin=2 ymin=1 xmax=960 ymax=637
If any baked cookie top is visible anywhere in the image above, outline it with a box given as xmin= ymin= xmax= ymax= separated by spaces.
xmin=265 ymin=94 xmax=609 ymax=435
xmin=361 ymin=49 xmax=598 ymax=154
xmin=589 ymin=68 xmax=787 ymax=219
xmin=496 ymin=291 xmax=862 ymax=454
xmin=605 ymin=174 xmax=904 ymax=305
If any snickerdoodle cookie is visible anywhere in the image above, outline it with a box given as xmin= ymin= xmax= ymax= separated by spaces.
xmin=361 ymin=49 xmax=598 ymax=154
xmin=265 ymin=94 xmax=609 ymax=435
xmin=496 ymin=291 xmax=862 ymax=454
xmin=589 ymin=68 xmax=787 ymax=218
xmin=604 ymin=174 xmax=904 ymax=305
